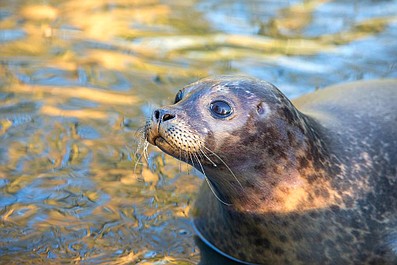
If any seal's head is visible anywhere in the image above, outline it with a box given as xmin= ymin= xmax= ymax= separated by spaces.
xmin=145 ymin=75 xmax=315 ymax=208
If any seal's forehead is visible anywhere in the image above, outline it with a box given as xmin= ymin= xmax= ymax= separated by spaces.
xmin=181 ymin=75 xmax=274 ymax=99
xmin=181 ymin=81 xmax=239 ymax=101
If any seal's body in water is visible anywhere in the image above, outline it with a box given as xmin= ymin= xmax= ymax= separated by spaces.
xmin=145 ymin=76 xmax=397 ymax=264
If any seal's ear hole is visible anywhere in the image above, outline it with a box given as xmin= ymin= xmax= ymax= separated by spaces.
xmin=256 ymin=102 xmax=269 ymax=116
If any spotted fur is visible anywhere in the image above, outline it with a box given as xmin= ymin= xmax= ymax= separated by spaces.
xmin=145 ymin=76 xmax=397 ymax=264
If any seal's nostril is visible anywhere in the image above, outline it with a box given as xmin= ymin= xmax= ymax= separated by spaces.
xmin=153 ymin=109 xmax=175 ymax=123
xmin=154 ymin=110 xmax=160 ymax=121
xmin=163 ymin=113 xmax=175 ymax=122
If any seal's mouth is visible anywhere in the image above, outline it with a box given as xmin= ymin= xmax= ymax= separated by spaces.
xmin=147 ymin=125 xmax=169 ymax=147
xmin=153 ymin=135 xmax=165 ymax=146
xmin=145 ymin=122 xmax=163 ymax=147
xmin=145 ymin=119 xmax=204 ymax=162
xmin=151 ymin=134 xmax=178 ymax=157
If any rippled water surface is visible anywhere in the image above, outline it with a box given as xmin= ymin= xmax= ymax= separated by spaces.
xmin=1 ymin=0 xmax=396 ymax=264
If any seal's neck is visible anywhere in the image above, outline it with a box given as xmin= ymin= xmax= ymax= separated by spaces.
xmin=203 ymin=112 xmax=330 ymax=213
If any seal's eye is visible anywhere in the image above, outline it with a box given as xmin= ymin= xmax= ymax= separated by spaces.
xmin=174 ymin=90 xmax=183 ymax=104
xmin=210 ymin=100 xmax=232 ymax=118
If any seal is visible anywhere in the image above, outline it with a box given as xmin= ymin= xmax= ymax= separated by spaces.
xmin=144 ymin=76 xmax=397 ymax=264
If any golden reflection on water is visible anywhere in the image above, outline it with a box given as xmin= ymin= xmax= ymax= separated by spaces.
xmin=0 ymin=0 xmax=396 ymax=264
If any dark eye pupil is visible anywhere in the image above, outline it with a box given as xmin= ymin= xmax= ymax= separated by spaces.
xmin=210 ymin=100 xmax=232 ymax=117
xmin=174 ymin=90 xmax=183 ymax=104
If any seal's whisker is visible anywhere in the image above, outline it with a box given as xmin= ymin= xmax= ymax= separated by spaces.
xmin=193 ymin=153 xmax=232 ymax=206
xmin=133 ymin=150 xmax=143 ymax=174
xmin=178 ymin=149 xmax=183 ymax=173
xmin=142 ymin=141 xmax=149 ymax=163
xmin=204 ymin=178 xmax=232 ymax=206
xmin=199 ymin=148 xmax=218 ymax=167
xmin=134 ymin=140 xmax=149 ymax=173
xmin=196 ymin=150 xmax=205 ymax=164
xmin=133 ymin=160 xmax=143 ymax=174
xmin=187 ymin=152 xmax=196 ymax=175
xmin=134 ymin=125 xmax=146 ymax=137
xmin=132 ymin=129 xmax=148 ymax=173
xmin=203 ymin=146 xmax=243 ymax=190
xmin=133 ymin=142 xmax=148 ymax=174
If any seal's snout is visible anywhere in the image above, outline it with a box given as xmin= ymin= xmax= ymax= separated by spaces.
xmin=153 ymin=109 xmax=176 ymax=124
xmin=146 ymin=108 xmax=177 ymax=146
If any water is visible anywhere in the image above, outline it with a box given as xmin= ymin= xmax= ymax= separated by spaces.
xmin=0 ymin=0 xmax=396 ymax=264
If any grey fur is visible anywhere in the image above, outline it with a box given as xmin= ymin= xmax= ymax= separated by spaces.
xmin=145 ymin=77 xmax=397 ymax=264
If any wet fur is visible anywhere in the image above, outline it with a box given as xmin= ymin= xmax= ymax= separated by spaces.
xmin=145 ymin=76 xmax=397 ymax=264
